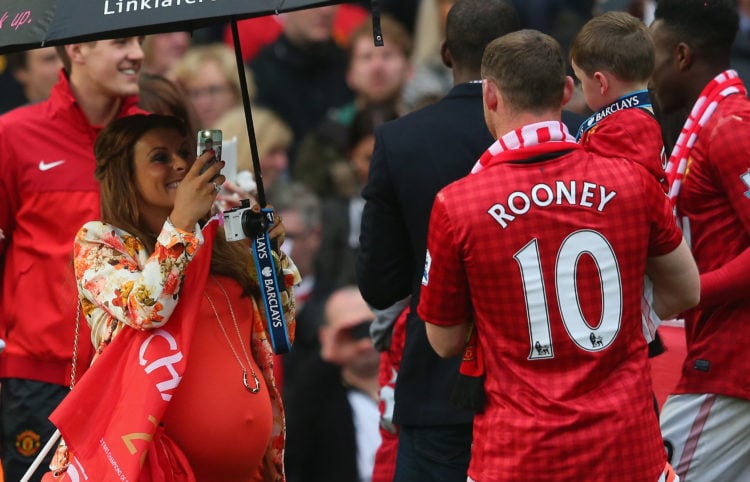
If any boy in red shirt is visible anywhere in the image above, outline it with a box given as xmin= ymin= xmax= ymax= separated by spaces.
xmin=570 ymin=11 xmax=667 ymax=190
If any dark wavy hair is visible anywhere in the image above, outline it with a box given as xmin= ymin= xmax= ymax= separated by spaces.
xmin=654 ymin=0 xmax=739 ymax=61
xmin=94 ymin=114 xmax=259 ymax=296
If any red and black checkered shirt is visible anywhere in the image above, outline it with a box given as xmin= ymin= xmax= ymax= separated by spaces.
xmin=419 ymin=148 xmax=681 ymax=481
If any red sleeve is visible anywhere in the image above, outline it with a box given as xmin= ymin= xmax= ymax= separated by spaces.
xmin=698 ymin=115 xmax=750 ymax=306
xmin=644 ymin=169 xmax=683 ymax=257
xmin=417 ymin=191 xmax=471 ymax=326
xmin=700 ymin=247 xmax=750 ymax=306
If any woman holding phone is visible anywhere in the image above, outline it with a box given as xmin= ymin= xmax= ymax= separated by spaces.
xmin=59 ymin=114 xmax=299 ymax=481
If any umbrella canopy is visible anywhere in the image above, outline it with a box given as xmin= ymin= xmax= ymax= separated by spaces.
xmin=0 ymin=0 xmax=349 ymax=54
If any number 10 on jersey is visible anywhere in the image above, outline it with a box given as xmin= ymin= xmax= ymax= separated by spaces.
xmin=514 ymin=229 xmax=623 ymax=360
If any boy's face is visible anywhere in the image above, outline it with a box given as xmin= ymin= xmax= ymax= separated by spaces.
xmin=73 ymin=37 xmax=144 ymax=99
xmin=571 ymin=59 xmax=605 ymax=111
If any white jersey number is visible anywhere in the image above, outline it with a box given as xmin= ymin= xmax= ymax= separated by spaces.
xmin=514 ymin=230 xmax=623 ymax=360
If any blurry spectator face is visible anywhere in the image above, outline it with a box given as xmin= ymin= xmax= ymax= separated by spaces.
xmin=320 ymin=289 xmax=380 ymax=377
xmin=260 ymin=146 xmax=289 ymax=188
xmin=282 ymin=6 xmax=337 ymax=45
xmin=14 ymin=47 xmax=62 ymax=103
xmin=185 ymin=59 xmax=238 ymax=128
xmin=349 ymin=133 xmax=375 ymax=185
xmin=72 ymin=37 xmax=144 ymax=98
xmin=279 ymin=208 xmax=321 ymax=278
xmin=347 ymin=36 xmax=412 ymax=104
xmin=143 ymin=32 xmax=190 ymax=77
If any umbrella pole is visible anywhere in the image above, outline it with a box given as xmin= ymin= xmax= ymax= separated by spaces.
xmin=230 ymin=19 xmax=267 ymax=208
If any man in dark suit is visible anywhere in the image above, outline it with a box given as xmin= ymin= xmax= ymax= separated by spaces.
xmin=284 ymin=286 xmax=381 ymax=482
xmin=356 ymin=1 xmax=521 ymax=480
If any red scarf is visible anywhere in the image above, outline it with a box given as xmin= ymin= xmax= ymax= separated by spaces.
xmin=49 ymin=219 xmax=219 ymax=482
xmin=666 ymin=70 xmax=746 ymax=205
xmin=471 ymin=121 xmax=579 ymax=173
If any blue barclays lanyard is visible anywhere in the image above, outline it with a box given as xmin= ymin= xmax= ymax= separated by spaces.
xmin=251 ymin=208 xmax=291 ymax=354
xmin=576 ymin=89 xmax=653 ymax=140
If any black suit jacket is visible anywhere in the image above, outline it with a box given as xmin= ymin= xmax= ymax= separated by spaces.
xmin=284 ymin=353 xmax=359 ymax=482
xmin=356 ymin=82 xmax=491 ymax=426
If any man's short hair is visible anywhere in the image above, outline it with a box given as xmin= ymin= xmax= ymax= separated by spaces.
xmin=481 ymin=29 xmax=567 ymax=114
xmin=445 ymin=0 xmax=520 ymax=72
xmin=570 ymin=11 xmax=654 ymax=83
xmin=654 ymin=0 xmax=739 ymax=60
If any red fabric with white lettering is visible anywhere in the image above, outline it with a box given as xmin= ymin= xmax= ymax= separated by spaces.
xmin=49 ymin=220 xmax=218 ymax=481
xmin=418 ymin=139 xmax=682 ymax=480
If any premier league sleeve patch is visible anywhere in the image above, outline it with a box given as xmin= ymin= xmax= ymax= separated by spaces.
xmin=422 ymin=249 xmax=432 ymax=286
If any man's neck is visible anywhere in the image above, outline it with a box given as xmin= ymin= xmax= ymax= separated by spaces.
xmin=681 ymin=59 xmax=736 ymax=107
xmin=341 ymin=368 xmax=379 ymax=401
xmin=68 ymin=75 xmax=124 ymax=127
xmin=452 ymin=68 xmax=481 ymax=86
xmin=493 ymin=110 xmax=563 ymax=140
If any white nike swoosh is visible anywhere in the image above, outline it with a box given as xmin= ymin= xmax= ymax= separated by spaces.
xmin=38 ymin=160 xmax=65 ymax=171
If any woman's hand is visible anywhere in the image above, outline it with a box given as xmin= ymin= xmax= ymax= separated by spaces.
xmin=170 ymin=150 xmax=226 ymax=231
xmin=213 ymin=180 xmax=259 ymax=214
xmin=266 ymin=204 xmax=286 ymax=249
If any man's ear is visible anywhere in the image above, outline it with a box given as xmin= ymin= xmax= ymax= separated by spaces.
xmin=65 ymin=44 xmax=85 ymax=66
xmin=675 ymin=42 xmax=694 ymax=71
xmin=483 ymin=78 xmax=499 ymax=111
xmin=440 ymin=40 xmax=452 ymax=69
xmin=562 ymin=75 xmax=576 ymax=106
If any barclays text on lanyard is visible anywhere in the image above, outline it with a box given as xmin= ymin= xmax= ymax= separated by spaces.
xmin=252 ymin=208 xmax=292 ymax=354
xmin=576 ymin=90 xmax=653 ymax=141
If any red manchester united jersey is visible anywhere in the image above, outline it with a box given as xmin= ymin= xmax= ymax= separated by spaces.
xmin=419 ymin=146 xmax=682 ymax=481
xmin=673 ymin=94 xmax=750 ymax=400
xmin=580 ymin=107 xmax=668 ymax=190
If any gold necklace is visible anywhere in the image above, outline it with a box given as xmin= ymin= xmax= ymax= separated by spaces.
xmin=204 ymin=276 xmax=261 ymax=394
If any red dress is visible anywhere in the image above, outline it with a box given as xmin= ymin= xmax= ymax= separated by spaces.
xmin=162 ymin=276 xmax=273 ymax=481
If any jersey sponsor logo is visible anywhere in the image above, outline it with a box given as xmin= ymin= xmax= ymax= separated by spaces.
xmin=422 ymin=249 xmax=432 ymax=286
xmin=38 ymin=159 xmax=66 ymax=171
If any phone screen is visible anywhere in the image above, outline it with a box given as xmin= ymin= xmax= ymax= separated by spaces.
xmin=197 ymin=129 xmax=222 ymax=175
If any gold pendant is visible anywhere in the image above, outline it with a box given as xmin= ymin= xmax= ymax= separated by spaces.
xmin=243 ymin=370 xmax=261 ymax=394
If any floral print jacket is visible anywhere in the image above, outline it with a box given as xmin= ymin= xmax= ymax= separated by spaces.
xmin=73 ymin=218 xmax=301 ymax=481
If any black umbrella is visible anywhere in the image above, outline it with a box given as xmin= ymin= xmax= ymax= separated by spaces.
xmin=0 ymin=0 xmax=383 ymax=206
